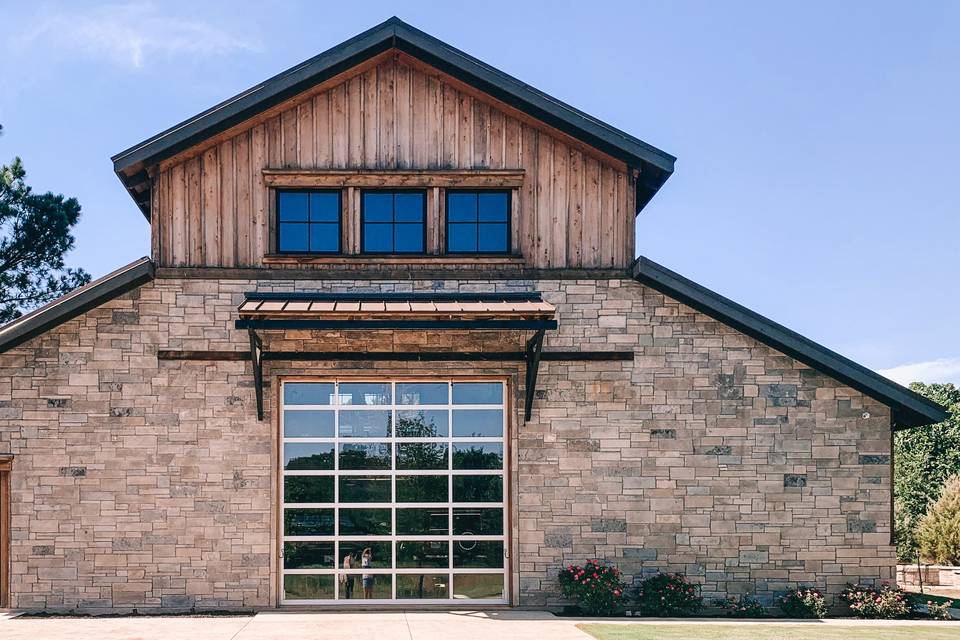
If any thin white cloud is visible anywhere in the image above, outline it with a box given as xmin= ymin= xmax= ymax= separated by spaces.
xmin=878 ymin=358 xmax=960 ymax=386
xmin=15 ymin=2 xmax=261 ymax=68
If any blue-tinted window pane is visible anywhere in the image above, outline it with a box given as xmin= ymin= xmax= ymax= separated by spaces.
xmin=310 ymin=192 xmax=340 ymax=222
xmin=284 ymin=410 xmax=335 ymax=437
xmin=364 ymin=224 xmax=393 ymax=252
xmin=448 ymin=223 xmax=478 ymax=253
xmin=278 ymin=192 xmax=309 ymax=221
xmin=309 ymin=223 xmax=339 ymax=253
xmin=452 ymin=410 xmax=503 ymax=438
xmin=340 ymin=383 xmax=392 ymax=405
xmin=395 ymin=224 xmax=424 ymax=253
xmin=396 ymin=410 xmax=449 ymax=437
xmin=285 ymin=383 xmax=335 ymax=405
xmin=447 ymin=193 xmax=477 ymax=222
xmin=478 ymin=193 xmax=509 ymax=222
xmin=339 ymin=411 xmax=392 ymax=438
xmin=478 ymin=223 xmax=508 ymax=252
xmin=364 ymin=193 xmax=394 ymax=222
xmin=453 ymin=382 xmax=503 ymax=405
xmin=284 ymin=443 xmax=335 ymax=470
xmin=279 ymin=223 xmax=309 ymax=252
xmin=395 ymin=193 xmax=425 ymax=222
xmin=397 ymin=383 xmax=448 ymax=405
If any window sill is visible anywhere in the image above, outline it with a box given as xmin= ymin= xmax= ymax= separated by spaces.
xmin=262 ymin=254 xmax=527 ymax=266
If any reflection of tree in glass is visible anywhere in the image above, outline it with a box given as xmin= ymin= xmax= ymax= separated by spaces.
xmin=284 ymin=509 xmax=334 ymax=536
xmin=285 ymin=476 xmax=334 ymax=503
xmin=285 ymin=451 xmax=334 ymax=470
xmin=397 ymin=412 xmax=442 ymax=437
xmin=283 ymin=542 xmax=333 ymax=569
xmin=398 ymin=443 xmax=446 ymax=469
xmin=453 ymin=445 xmax=502 ymax=469
xmin=339 ymin=445 xmax=390 ymax=469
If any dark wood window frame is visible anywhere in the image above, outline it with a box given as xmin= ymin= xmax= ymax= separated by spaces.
xmin=360 ymin=189 xmax=428 ymax=256
xmin=444 ymin=190 xmax=512 ymax=256
xmin=275 ymin=188 xmax=343 ymax=255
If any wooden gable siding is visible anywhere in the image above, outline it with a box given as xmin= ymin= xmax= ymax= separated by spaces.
xmin=153 ymin=53 xmax=636 ymax=269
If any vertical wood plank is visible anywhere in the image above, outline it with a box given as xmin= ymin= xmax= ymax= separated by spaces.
xmin=519 ymin=124 xmax=538 ymax=264
xmin=281 ymin=107 xmax=298 ymax=168
xmin=457 ymin=93 xmax=472 ymax=168
xmin=253 ymin=122 xmax=271 ymax=261
xmin=489 ymin=108 xmax=504 ymax=169
xmin=352 ymin=187 xmax=361 ymax=253
xmin=235 ymin=131 xmax=252 ymax=265
xmin=185 ymin=156 xmax=203 ymax=266
xmin=504 ymin=116 xmax=520 ymax=168
xmin=342 ymin=186 xmax=353 ymax=254
xmin=626 ymin=171 xmax=637 ymax=263
xmin=412 ymin=68 xmax=428 ymax=167
xmin=534 ymin=133 xmax=554 ymax=268
xmin=600 ymin=164 xmax=615 ymax=267
xmin=473 ymin=100 xmax=488 ymax=168
xmin=428 ymin=75 xmax=442 ymax=168
xmin=379 ymin=59 xmax=396 ymax=168
xmin=314 ymin=93 xmax=332 ymax=168
xmin=551 ymin=141 xmax=569 ymax=268
xmin=201 ymin=146 xmax=220 ymax=266
xmin=149 ymin=175 xmax=160 ymax=262
xmin=347 ymin=76 xmax=363 ymax=167
xmin=395 ymin=60 xmax=412 ymax=168
xmin=568 ymin=150 xmax=583 ymax=268
xmin=583 ymin=156 xmax=601 ymax=267
xmin=363 ymin=67 xmax=379 ymax=166
xmin=441 ymin=83 xmax=458 ymax=168
xmin=298 ymin=100 xmax=315 ymax=168
xmin=219 ymin=138 xmax=236 ymax=267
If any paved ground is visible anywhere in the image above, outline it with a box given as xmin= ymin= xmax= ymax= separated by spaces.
xmin=1 ymin=611 xmax=959 ymax=640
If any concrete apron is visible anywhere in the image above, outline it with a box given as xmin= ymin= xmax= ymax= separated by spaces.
xmin=3 ymin=611 xmax=960 ymax=640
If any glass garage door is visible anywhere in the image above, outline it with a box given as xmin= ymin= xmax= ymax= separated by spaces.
xmin=280 ymin=379 xmax=508 ymax=605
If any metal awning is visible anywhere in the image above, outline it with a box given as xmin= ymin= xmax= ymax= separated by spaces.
xmin=235 ymin=291 xmax=557 ymax=422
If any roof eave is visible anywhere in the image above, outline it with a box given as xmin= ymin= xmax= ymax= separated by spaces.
xmin=0 ymin=258 xmax=155 ymax=354
xmin=112 ymin=16 xmax=675 ymax=221
xmin=632 ymin=256 xmax=949 ymax=429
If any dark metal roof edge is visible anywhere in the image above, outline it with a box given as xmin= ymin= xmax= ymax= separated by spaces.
xmin=243 ymin=291 xmax=543 ymax=302
xmin=113 ymin=16 xmax=675 ymax=219
xmin=632 ymin=256 xmax=949 ymax=429
xmin=0 ymin=257 xmax=155 ymax=354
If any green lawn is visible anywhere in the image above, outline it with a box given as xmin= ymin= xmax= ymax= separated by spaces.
xmin=577 ymin=623 xmax=959 ymax=640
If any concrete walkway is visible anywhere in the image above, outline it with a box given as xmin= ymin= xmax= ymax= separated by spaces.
xmin=2 ymin=610 xmax=960 ymax=640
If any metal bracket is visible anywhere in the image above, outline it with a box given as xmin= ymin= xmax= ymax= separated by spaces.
xmin=523 ymin=329 xmax=545 ymax=422
xmin=248 ymin=328 xmax=264 ymax=421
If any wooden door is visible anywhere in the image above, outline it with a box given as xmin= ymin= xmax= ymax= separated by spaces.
xmin=0 ymin=454 xmax=10 ymax=609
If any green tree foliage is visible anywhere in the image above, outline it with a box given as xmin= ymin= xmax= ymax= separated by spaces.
xmin=0 ymin=142 xmax=90 ymax=322
xmin=916 ymin=474 xmax=960 ymax=564
xmin=894 ymin=382 xmax=960 ymax=560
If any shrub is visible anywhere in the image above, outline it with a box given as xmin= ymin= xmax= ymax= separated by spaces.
xmin=714 ymin=596 xmax=765 ymax=618
xmin=635 ymin=572 xmax=703 ymax=617
xmin=558 ymin=560 xmax=627 ymax=616
xmin=777 ymin=586 xmax=827 ymax=619
xmin=925 ymin=599 xmax=955 ymax=621
xmin=917 ymin=474 xmax=960 ymax=564
xmin=839 ymin=583 xmax=912 ymax=619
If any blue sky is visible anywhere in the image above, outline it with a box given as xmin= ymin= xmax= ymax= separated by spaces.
xmin=1 ymin=1 xmax=957 ymax=384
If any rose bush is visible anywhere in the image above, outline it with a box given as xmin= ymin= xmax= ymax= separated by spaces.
xmin=557 ymin=560 xmax=627 ymax=616
xmin=714 ymin=595 xmax=765 ymax=618
xmin=777 ymin=586 xmax=827 ymax=619
xmin=839 ymin=583 xmax=911 ymax=619
xmin=635 ymin=572 xmax=703 ymax=617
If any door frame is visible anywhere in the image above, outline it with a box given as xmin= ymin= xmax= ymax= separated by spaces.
xmin=0 ymin=453 xmax=11 ymax=609
xmin=273 ymin=375 xmax=514 ymax=607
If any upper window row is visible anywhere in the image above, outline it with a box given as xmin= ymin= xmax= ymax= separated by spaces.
xmin=277 ymin=189 xmax=510 ymax=255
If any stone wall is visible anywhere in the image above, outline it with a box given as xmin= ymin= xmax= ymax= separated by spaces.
xmin=0 ymin=275 xmax=895 ymax=611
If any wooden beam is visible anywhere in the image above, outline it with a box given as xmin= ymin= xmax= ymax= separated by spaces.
xmin=262 ymin=169 xmax=525 ymax=188
xmin=156 ymin=350 xmax=633 ymax=362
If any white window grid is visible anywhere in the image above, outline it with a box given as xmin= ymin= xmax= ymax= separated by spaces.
xmin=280 ymin=379 xmax=508 ymax=605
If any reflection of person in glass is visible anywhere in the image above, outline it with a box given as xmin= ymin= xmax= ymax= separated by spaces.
xmin=361 ymin=547 xmax=374 ymax=598
xmin=340 ymin=552 xmax=354 ymax=599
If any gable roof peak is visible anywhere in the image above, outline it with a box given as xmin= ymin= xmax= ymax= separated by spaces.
xmin=112 ymin=16 xmax=675 ymax=220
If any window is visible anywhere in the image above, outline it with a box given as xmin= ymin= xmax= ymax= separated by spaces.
xmin=280 ymin=379 xmax=508 ymax=604
xmin=277 ymin=190 xmax=341 ymax=254
xmin=446 ymin=191 xmax=510 ymax=254
xmin=362 ymin=191 xmax=426 ymax=254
